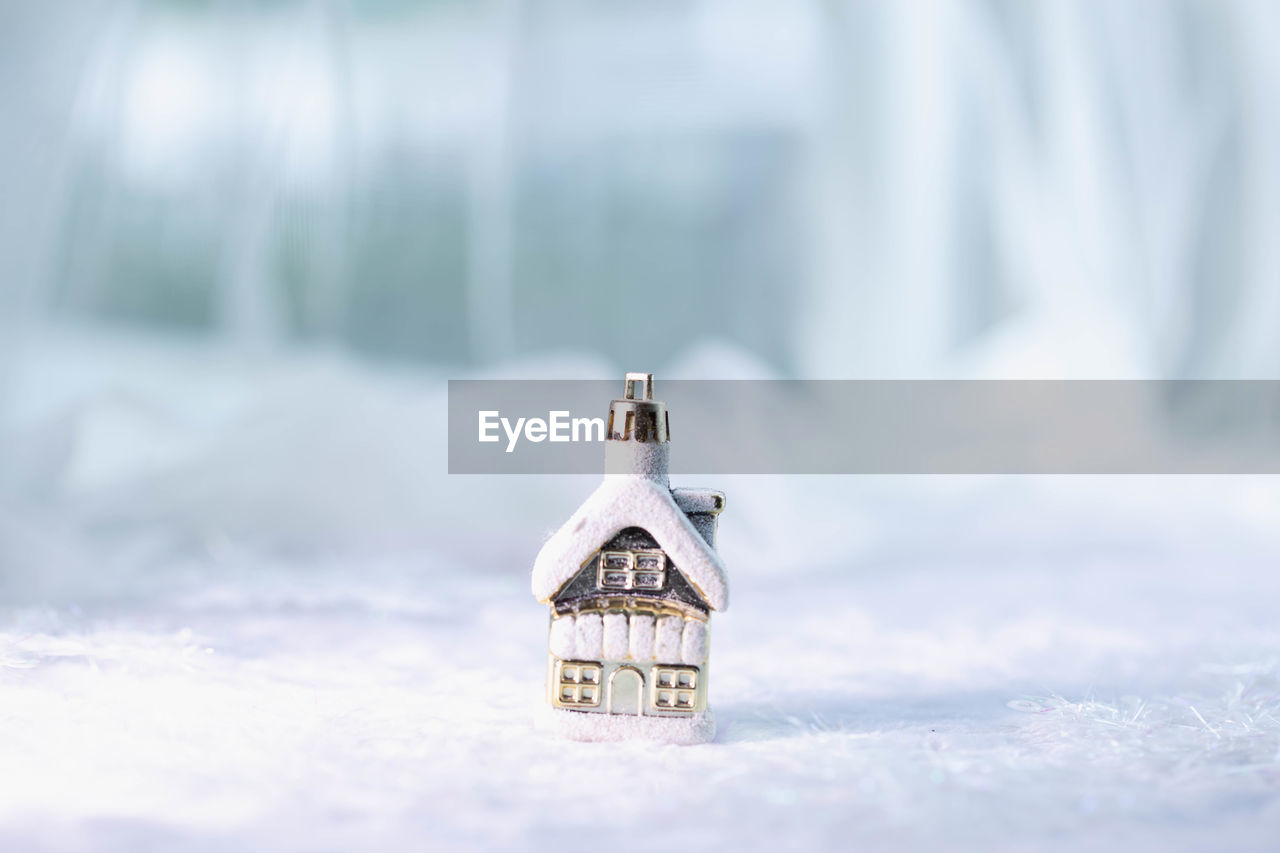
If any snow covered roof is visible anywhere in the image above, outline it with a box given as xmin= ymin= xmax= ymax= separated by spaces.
xmin=532 ymin=477 xmax=729 ymax=611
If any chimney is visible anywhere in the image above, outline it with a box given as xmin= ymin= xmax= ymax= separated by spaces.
xmin=604 ymin=372 xmax=670 ymax=481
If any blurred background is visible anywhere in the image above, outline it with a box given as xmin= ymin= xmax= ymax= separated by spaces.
xmin=4 ymin=0 xmax=1280 ymax=381
xmin=4 ymin=0 xmax=1280 ymax=574
xmin=2 ymin=3 xmax=1280 ymax=849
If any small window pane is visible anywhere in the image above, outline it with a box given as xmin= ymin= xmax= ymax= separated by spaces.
xmin=649 ymin=665 xmax=699 ymax=713
xmin=555 ymin=661 xmax=602 ymax=707
xmin=597 ymin=550 xmax=667 ymax=592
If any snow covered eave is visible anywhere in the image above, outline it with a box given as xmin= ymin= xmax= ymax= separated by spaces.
xmin=532 ymin=478 xmax=730 ymax=611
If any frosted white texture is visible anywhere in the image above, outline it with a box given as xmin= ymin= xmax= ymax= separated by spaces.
xmin=601 ymin=612 xmax=628 ymax=660
xmin=629 ymin=614 xmax=656 ymax=662
xmin=540 ymin=705 xmax=715 ymax=745
xmin=655 ymin=615 xmax=684 ymax=663
xmin=548 ymin=615 xmax=575 ymax=659
xmin=681 ymin=620 xmax=707 ymax=665
xmin=573 ymin=612 xmax=603 ymax=660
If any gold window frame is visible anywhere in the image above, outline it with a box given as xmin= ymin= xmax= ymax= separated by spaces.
xmin=554 ymin=660 xmax=602 ymax=708
xmin=650 ymin=665 xmax=699 ymax=712
xmin=596 ymin=550 xmax=666 ymax=592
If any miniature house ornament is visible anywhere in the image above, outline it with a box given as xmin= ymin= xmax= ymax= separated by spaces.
xmin=532 ymin=373 xmax=728 ymax=744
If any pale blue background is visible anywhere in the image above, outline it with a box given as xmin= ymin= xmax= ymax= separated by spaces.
xmin=3 ymin=1 xmax=1279 ymax=381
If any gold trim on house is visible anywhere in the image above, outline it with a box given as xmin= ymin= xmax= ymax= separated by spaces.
xmin=546 ymin=654 xmax=707 ymax=716
xmin=557 ymin=596 xmax=709 ymax=622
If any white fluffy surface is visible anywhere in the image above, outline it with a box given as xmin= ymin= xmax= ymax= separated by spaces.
xmin=5 ymin=549 xmax=1280 ymax=852
xmin=4 ymin=333 xmax=1280 ymax=851
xmin=539 ymin=706 xmax=717 ymax=745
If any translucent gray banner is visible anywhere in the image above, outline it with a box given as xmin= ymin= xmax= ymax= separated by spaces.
xmin=447 ymin=380 xmax=1280 ymax=474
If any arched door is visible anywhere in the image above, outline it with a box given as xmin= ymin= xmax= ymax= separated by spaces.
xmin=608 ymin=667 xmax=644 ymax=716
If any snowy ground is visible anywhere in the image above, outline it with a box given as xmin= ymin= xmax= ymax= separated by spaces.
xmin=2 ymin=332 xmax=1279 ymax=851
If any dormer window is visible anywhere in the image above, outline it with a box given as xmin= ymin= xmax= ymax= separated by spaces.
xmin=597 ymin=550 xmax=666 ymax=591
